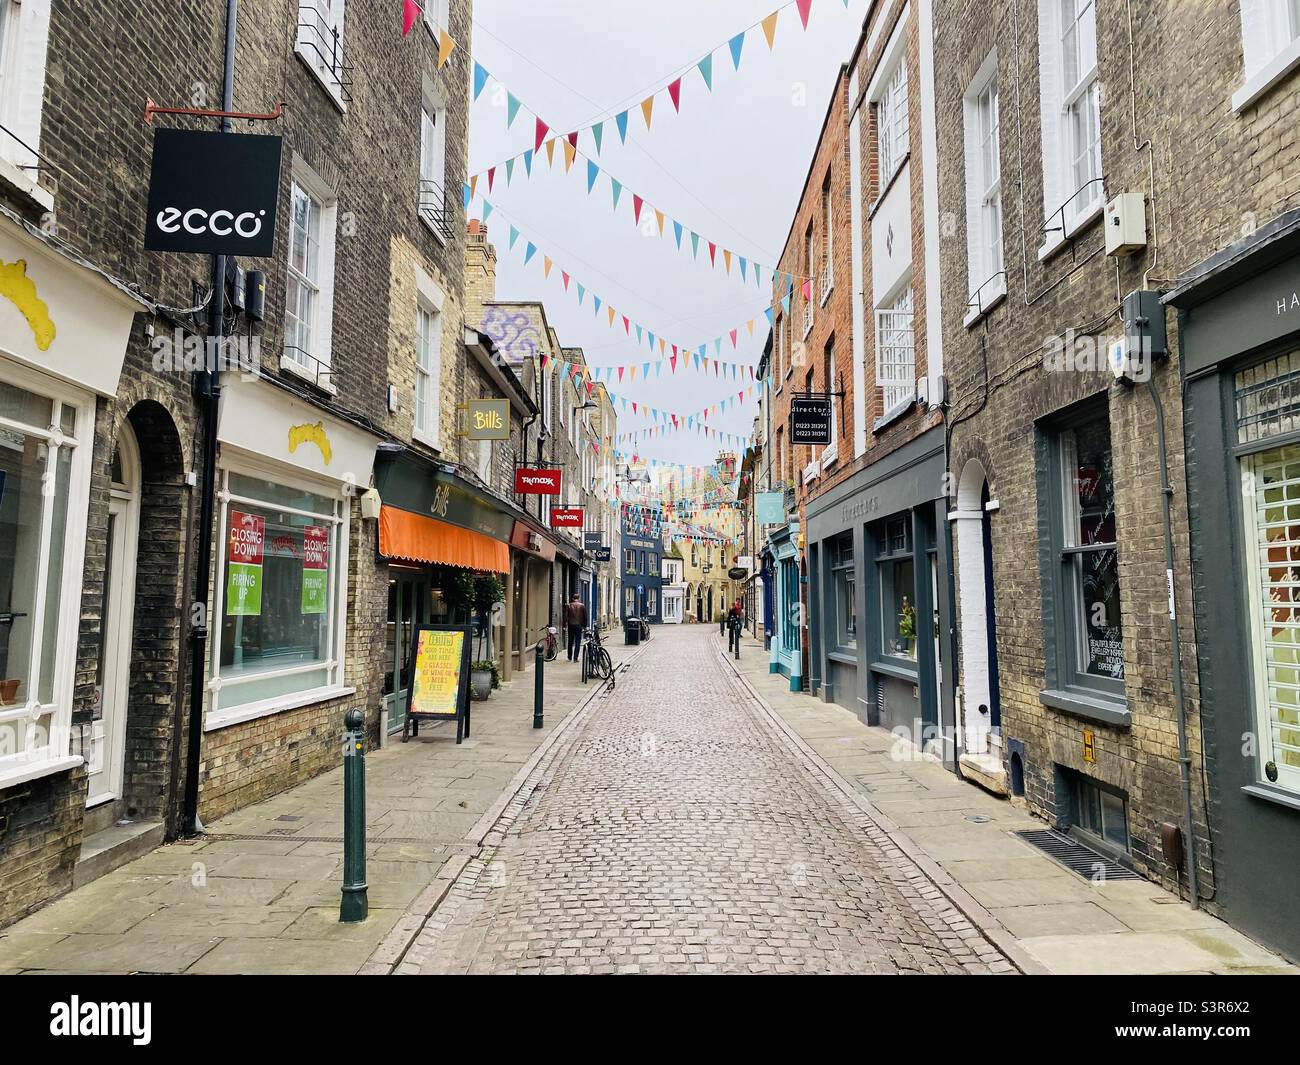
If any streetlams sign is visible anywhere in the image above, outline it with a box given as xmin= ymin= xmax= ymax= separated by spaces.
xmin=144 ymin=129 xmax=283 ymax=257
xmin=789 ymin=396 xmax=833 ymax=446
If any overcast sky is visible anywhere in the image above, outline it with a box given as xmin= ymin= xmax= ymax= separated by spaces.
xmin=467 ymin=0 xmax=869 ymax=468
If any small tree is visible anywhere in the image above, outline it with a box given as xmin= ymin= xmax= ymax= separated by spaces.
xmin=443 ymin=569 xmax=477 ymax=625
xmin=473 ymin=574 xmax=505 ymax=659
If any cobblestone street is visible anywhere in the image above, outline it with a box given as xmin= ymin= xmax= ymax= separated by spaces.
xmin=404 ymin=627 xmax=1015 ymax=974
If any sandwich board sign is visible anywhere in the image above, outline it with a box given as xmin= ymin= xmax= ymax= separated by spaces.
xmin=404 ymin=624 xmax=472 ymax=743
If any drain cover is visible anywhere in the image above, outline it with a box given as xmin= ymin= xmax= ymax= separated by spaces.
xmin=1016 ymin=828 xmax=1143 ymax=881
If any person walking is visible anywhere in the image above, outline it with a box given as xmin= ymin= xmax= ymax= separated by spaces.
xmin=564 ymin=594 xmax=588 ymax=662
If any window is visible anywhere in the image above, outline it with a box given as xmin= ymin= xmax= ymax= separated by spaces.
xmin=964 ymin=57 xmax=1004 ymax=321
xmin=876 ymin=57 xmax=909 ymax=187
xmin=831 ymin=533 xmax=856 ymax=648
xmin=875 ymin=285 xmax=915 ymax=417
xmin=419 ymin=95 xmax=451 ymax=242
xmin=625 ymin=587 xmax=635 ymax=616
xmin=647 ymin=589 xmax=657 ymax=616
xmin=284 ymin=169 xmax=338 ymax=384
xmin=803 ymin=224 xmax=815 ymax=337
xmin=1234 ymin=0 xmax=1300 ymax=110
xmin=625 ymin=548 xmax=635 ymax=573
xmin=414 ymin=299 xmax=442 ymax=446
xmin=0 ymin=371 xmax=91 ymax=785
xmin=296 ymin=0 xmax=348 ymax=105
xmin=423 ymin=0 xmax=450 ymax=32
xmin=877 ymin=517 xmax=915 ymax=659
xmin=823 ymin=339 xmax=837 ymax=458
xmin=1044 ymin=406 xmax=1124 ymax=701
xmin=1038 ymin=0 xmax=1102 ymax=245
xmin=212 ymin=468 xmax=348 ymax=722
xmin=1069 ymin=770 xmax=1130 ymax=855
xmin=820 ymin=176 xmax=834 ymax=302
xmin=690 ymin=543 xmax=697 ymax=567
xmin=0 ymin=0 xmax=50 ymax=177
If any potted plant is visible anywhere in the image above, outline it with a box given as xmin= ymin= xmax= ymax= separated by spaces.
xmin=470 ymin=659 xmax=500 ymax=701
xmin=897 ymin=596 xmax=916 ymax=657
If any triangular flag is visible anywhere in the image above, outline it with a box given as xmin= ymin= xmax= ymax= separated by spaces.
xmin=739 ymin=257 xmax=748 ymax=280
xmin=482 ymin=201 xmax=493 ymax=221
xmin=543 ymin=256 xmax=553 ymax=278
xmin=611 ymin=179 xmax=622 ymax=210
xmin=615 ymin=110 xmax=629 ymax=143
xmin=473 ymin=62 xmax=489 ymax=100
xmin=673 ymin=220 xmax=684 ymax=248
xmin=802 ymin=278 xmax=812 ymax=300
xmin=698 ymin=54 xmax=714 ymax=90
xmin=470 ymin=174 xmax=477 ymax=198
xmin=623 ymin=315 xmax=631 ymax=335
xmin=437 ymin=30 xmax=455 ymax=69
xmin=594 ymin=296 xmax=602 ymax=315
xmin=509 ymin=225 xmax=519 ymax=250
xmin=640 ymin=95 xmax=654 ymax=129
xmin=587 ymin=160 xmax=599 ymax=193
xmin=668 ymin=78 xmax=683 ymax=112
xmin=761 ymin=11 xmax=779 ymax=49
xmin=524 ymin=242 xmax=537 ymax=265
xmin=632 ymin=194 xmax=644 ymax=224
xmin=592 ymin=121 xmax=604 ymax=155
xmin=523 ymin=148 xmax=533 ymax=176
xmin=723 ymin=249 xmax=732 ymax=273
xmin=797 ymin=0 xmax=814 ymax=29
xmin=507 ymin=93 xmax=521 ymax=127
xmin=708 ymin=241 xmax=717 ymax=266
xmin=534 ymin=117 xmax=549 ymax=152
xmin=691 ymin=232 xmax=700 ymax=258
xmin=730 ymin=329 xmax=738 ymax=348
xmin=567 ymin=130 xmax=578 ymax=149
xmin=655 ymin=209 xmax=665 ymax=236
xmin=728 ymin=31 xmax=745 ymax=69
xmin=577 ymin=283 xmax=586 ymax=304
xmin=545 ymin=138 xmax=557 ymax=166
xmin=462 ymin=183 xmax=471 ymax=209
xmin=505 ymin=158 xmax=515 ymax=184
xmin=562 ymin=138 xmax=576 ymax=171
xmin=402 ymin=0 xmax=421 ymax=37
xmin=487 ymin=166 xmax=495 ymax=193
xmin=608 ymin=306 xmax=616 ymax=326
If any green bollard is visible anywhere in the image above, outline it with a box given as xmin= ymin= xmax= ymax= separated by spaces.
xmin=533 ymin=642 xmax=545 ymax=729
xmin=340 ymin=708 xmax=368 ymax=923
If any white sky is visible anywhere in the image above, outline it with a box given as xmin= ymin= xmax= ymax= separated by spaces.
xmin=467 ymin=0 xmax=870 ymax=468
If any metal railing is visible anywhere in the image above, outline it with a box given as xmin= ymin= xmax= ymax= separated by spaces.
xmin=419 ymin=179 xmax=454 ymax=242
xmin=297 ymin=3 xmax=352 ymax=102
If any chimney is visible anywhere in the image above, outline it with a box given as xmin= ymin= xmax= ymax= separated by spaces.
xmin=464 ymin=219 xmax=498 ymax=324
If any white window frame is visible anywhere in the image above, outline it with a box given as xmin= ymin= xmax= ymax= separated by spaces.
xmin=413 ymin=266 xmax=444 ymax=449
xmin=206 ymin=457 xmax=353 ymax=732
xmin=875 ymin=55 xmax=910 ymax=192
xmin=419 ymin=83 xmax=449 ymax=243
xmin=1234 ymin=0 xmax=1300 ymax=110
xmin=295 ymin=0 xmax=348 ymax=110
xmin=821 ymin=338 xmax=839 ymax=467
xmin=802 ymin=224 xmax=815 ymax=338
xmin=282 ymin=160 xmax=339 ymax=391
xmin=423 ymin=0 xmax=450 ymax=34
xmin=875 ymin=282 xmax=916 ymax=419
xmin=963 ymin=52 xmax=1006 ymax=326
xmin=820 ymin=176 xmax=834 ymax=305
xmin=0 ymin=0 xmax=54 ymax=209
xmin=0 ymin=360 xmax=94 ymax=788
xmin=1037 ymin=0 xmax=1103 ymax=258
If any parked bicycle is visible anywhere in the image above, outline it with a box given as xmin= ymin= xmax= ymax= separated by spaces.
xmin=581 ymin=626 xmax=615 ymax=687
xmin=536 ymin=625 xmax=559 ymax=662
xmin=638 ymin=616 xmax=651 ymax=642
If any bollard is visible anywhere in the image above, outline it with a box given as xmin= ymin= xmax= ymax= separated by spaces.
xmin=533 ymin=642 xmax=545 ymax=729
xmin=340 ymin=708 xmax=368 ymax=923
xmin=734 ymin=618 xmax=741 ymax=660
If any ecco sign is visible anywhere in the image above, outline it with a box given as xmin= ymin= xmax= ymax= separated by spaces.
xmin=145 ymin=129 xmax=282 ymax=257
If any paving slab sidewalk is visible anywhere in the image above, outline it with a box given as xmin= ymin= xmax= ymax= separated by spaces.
xmin=723 ymin=632 xmax=1298 ymax=976
xmin=0 ymin=638 xmax=634 ymax=976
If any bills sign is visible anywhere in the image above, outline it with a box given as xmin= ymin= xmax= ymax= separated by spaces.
xmin=550 ymin=506 xmax=585 ymax=529
xmin=145 ymin=129 xmax=283 ymax=257
xmin=514 ymin=467 xmax=562 ymax=495
xmin=789 ymin=396 xmax=833 ymax=446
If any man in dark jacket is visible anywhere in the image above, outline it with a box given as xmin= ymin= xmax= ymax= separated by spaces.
xmin=564 ymin=594 xmax=588 ymax=661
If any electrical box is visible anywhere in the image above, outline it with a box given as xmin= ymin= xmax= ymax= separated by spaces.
xmin=1104 ymin=192 xmax=1147 ymax=256
xmin=245 ymin=270 xmax=266 ymax=320
xmin=1109 ymin=289 xmax=1167 ymax=383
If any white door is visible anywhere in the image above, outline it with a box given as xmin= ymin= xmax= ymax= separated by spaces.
xmin=86 ymin=428 xmax=140 ymax=806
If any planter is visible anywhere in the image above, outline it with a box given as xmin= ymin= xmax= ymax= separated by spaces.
xmin=470 ymin=669 xmax=493 ymax=702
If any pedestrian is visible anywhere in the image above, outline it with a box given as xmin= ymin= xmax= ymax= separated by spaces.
xmin=564 ymin=593 xmax=588 ymax=662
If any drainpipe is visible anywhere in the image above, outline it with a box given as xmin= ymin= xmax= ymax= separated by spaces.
xmin=181 ymin=0 xmax=238 ymax=837
xmin=1145 ymin=373 xmax=1200 ymax=908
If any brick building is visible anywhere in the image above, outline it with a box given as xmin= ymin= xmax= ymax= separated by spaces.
xmin=0 ymin=0 xmax=494 ymax=927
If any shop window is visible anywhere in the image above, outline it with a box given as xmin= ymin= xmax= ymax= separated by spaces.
xmin=0 ymin=372 xmax=90 ymax=784
xmin=1041 ymin=403 xmax=1125 ymax=705
xmin=211 ymin=467 xmax=348 ymax=723
xmin=877 ymin=517 xmax=916 ymax=659
xmin=831 ymin=532 xmax=856 ymax=649
xmin=1237 ymin=351 xmax=1300 ymax=796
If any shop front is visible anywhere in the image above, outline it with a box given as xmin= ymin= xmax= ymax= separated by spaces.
xmin=805 ymin=428 xmax=954 ymax=750
xmin=768 ymin=522 xmax=803 ymax=691
xmin=373 ymin=444 xmax=513 ymax=732
xmin=509 ymin=517 xmax=557 ymax=676
xmin=1170 ymin=208 xmax=1300 ymax=961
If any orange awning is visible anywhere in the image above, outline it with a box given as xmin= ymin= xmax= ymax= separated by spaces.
xmin=379 ymin=505 xmax=509 ymax=574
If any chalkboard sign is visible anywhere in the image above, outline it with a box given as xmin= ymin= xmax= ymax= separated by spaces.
xmin=403 ymin=624 xmax=472 ymax=743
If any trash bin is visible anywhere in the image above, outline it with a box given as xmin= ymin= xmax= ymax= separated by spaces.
xmin=625 ymin=619 xmax=641 ymax=646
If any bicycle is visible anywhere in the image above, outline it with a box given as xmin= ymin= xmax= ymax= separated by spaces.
xmin=638 ymin=616 xmax=651 ymax=642
xmin=536 ymin=625 xmax=559 ymax=662
xmin=581 ymin=626 xmax=614 ymax=687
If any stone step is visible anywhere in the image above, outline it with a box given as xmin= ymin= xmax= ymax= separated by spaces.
xmin=73 ymin=819 xmax=166 ymax=889
xmin=959 ymin=751 xmax=1009 ymax=797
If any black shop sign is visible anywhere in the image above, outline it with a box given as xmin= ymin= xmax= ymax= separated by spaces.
xmin=790 ymin=396 xmax=833 ymax=446
xmin=145 ymin=129 xmax=283 ymax=257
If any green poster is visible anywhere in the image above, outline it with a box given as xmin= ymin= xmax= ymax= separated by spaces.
xmin=301 ymin=569 xmax=327 ymax=614
xmin=301 ymin=525 xmax=328 ymax=615
xmin=227 ymin=561 xmax=263 ymax=616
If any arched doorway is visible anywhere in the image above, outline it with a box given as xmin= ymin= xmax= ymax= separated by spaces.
xmin=954 ymin=459 xmax=1001 ymax=754
xmin=85 ymin=423 xmax=141 ymax=807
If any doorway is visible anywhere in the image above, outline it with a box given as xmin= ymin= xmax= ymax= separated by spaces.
xmin=384 ymin=569 xmax=429 ymax=734
xmin=954 ymin=460 xmax=1001 ymax=753
xmin=86 ymin=425 xmax=141 ymax=807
